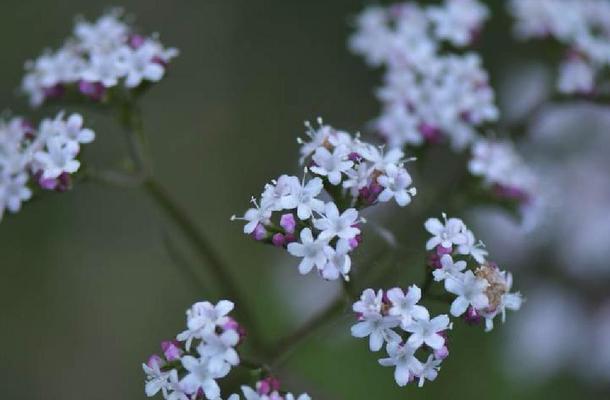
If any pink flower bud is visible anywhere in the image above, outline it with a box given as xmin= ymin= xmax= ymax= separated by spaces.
xmin=435 ymin=245 xmax=453 ymax=256
xmin=78 ymin=80 xmax=106 ymax=101
xmin=147 ymin=354 xmax=165 ymax=369
xmin=251 ymin=223 xmax=267 ymax=241
xmin=272 ymin=233 xmax=286 ymax=247
xmin=464 ymin=306 xmax=482 ymax=325
xmin=280 ymin=213 xmax=296 ymax=234
xmin=434 ymin=346 xmax=449 ymax=360
xmin=161 ymin=340 xmax=183 ymax=362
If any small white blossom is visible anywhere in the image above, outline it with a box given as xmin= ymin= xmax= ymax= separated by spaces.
xmin=177 ymin=300 xmax=234 ymax=350
xmin=313 ymin=202 xmax=360 ymax=241
xmin=353 ymin=288 xmax=383 ymax=315
xmin=445 ymin=270 xmax=490 ymax=317
xmin=386 ymin=286 xmax=429 ymax=329
xmin=321 ymin=239 xmax=352 ymax=281
xmin=404 ymin=314 xmax=450 ymax=350
xmin=378 ymin=341 xmax=423 ymax=387
xmin=433 ymin=254 xmax=467 ymax=282
xmin=377 ymin=164 xmax=416 ymax=206
xmin=351 ymin=312 xmax=401 ymax=352
xmin=310 ymin=145 xmax=353 ymax=185
xmin=417 ymin=355 xmax=443 ymax=387
xmin=280 ymin=176 xmax=325 ymax=220
xmin=286 ymin=228 xmax=330 ymax=274
xmin=199 ymin=329 xmax=240 ymax=373
xmin=424 ymin=214 xmax=467 ymax=250
xmin=180 ymin=355 xmax=230 ymax=399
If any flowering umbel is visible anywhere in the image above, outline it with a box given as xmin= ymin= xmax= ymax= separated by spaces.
xmin=22 ymin=9 xmax=178 ymax=107
xmin=0 ymin=112 xmax=95 ymax=221
xmin=351 ymin=214 xmax=522 ymax=388
xmin=232 ymin=120 xmax=416 ymax=281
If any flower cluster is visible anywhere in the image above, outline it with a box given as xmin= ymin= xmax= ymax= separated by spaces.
xmin=350 ymin=0 xmax=498 ymax=150
xmin=232 ymin=120 xmax=416 ymax=281
xmin=143 ymin=300 xmax=246 ymax=400
xmin=425 ymin=214 xmax=523 ymax=331
xmin=229 ymin=377 xmax=311 ymax=400
xmin=468 ymin=138 xmax=537 ymax=205
xmin=0 ymin=112 xmax=95 ymax=221
xmin=22 ymin=9 xmax=178 ymax=107
xmin=351 ymin=213 xmax=522 ymax=389
xmin=509 ymin=0 xmax=610 ymax=95
xmin=351 ymin=286 xmax=451 ymax=387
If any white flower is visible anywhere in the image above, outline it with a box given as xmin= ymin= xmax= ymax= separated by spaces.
xmin=0 ymin=173 xmax=32 ymax=218
xmin=310 ymin=145 xmax=353 ymax=185
xmin=417 ymin=355 xmax=443 ymax=387
xmin=81 ymin=49 xmax=128 ymax=87
xmin=287 ymin=228 xmax=330 ymax=274
xmin=62 ymin=113 xmax=96 ymax=144
xmin=199 ymin=329 xmax=240 ymax=373
xmin=424 ymin=214 xmax=467 ymax=250
xmin=33 ymin=136 xmax=80 ymax=180
xmin=456 ymin=229 xmax=488 ymax=263
xmin=353 ymin=288 xmax=383 ymax=315
xmin=386 ymin=286 xmax=429 ymax=329
xmin=404 ymin=314 xmax=450 ymax=350
xmin=122 ymin=41 xmax=168 ymax=88
xmin=433 ymin=254 xmax=467 ymax=282
xmin=557 ymin=57 xmax=595 ymax=94
xmin=321 ymin=239 xmax=352 ymax=281
xmin=142 ymin=362 xmax=176 ymax=398
xmin=177 ymin=300 xmax=234 ymax=350
xmin=313 ymin=202 xmax=360 ymax=241
xmin=342 ymin=163 xmax=372 ymax=196
xmin=180 ymin=355 xmax=230 ymax=399
xmin=351 ymin=312 xmax=401 ymax=352
xmin=280 ymin=176 xmax=325 ymax=220
xmin=378 ymin=341 xmax=423 ymax=387
xmin=377 ymin=164 xmax=416 ymax=206
xmin=445 ymin=270 xmax=489 ymax=316
xmin=428 ymin=0 xmax=489 ymax=47
xmin=235 ymin=199 xmax=273 ymax=235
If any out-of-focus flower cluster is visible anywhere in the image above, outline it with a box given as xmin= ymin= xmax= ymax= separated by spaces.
xmin=350 ymin=213 xmax=522 ymax=389
xmin=350 ymin=0 xmax=498 ymax=150
xmin=468 ymin=138 xmax=537 ymax=205
xmin=22 ymin=9 xmax=178 ymax=107
xmin=232 ymin=120 xmax=416 ymax=281
xmin=509 ymin=0 xmax=610 ymax=95
xmin=0 ymin=112 xmax=94 ymax=221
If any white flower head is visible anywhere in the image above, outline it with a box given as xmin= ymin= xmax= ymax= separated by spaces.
xmin=378 ymin=341 xmax=424 ymax=387
xmin=286 ymin=228 xmax=330 ymax=275
xmin=424 ymin=213 xmax=468 ymax=250
xmin=386 ymin=285 xmax=430 ymax=329
xmin=445 ymin=270 xmax=490 ymax=317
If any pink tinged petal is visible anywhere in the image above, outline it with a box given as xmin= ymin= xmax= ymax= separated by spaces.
xmin=425 ymin=334 xmax=445 ymax=350
xmin=216 ymin=300 xmax=234 ymax=316
xmin=412 ymin=305 xmax=430 ymax=321
xmin=298 ymin=258 xmax=315 ymax=275
xmin=424 ymin=218 xmax=443 ymax=235
xmin=287 ymin=242 xmax=305 ymax=257
xmin=395 ymin=190 xmax=411 ymax=206
xmin=369 ymin=330 xmax=384 ymax=352
xmin=406 ymin=334 xmax=424 ymax=349
xmin=426 ymin=237 xmax=441 ymax=251
xmin=386 ymin=288 xmax=404 ymax=305
xmin=351 ymin=321 xmax=373 ymax=338
xmin=202 ymin=379 xmax=221 ymax=400
xmin=394 ymin=364 xmax=411 ymax=387
xmin=450 ymin=297 xmax=469 ymax=317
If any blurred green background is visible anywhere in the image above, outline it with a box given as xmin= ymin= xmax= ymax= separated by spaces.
xmin=0 ymin=1 xmax=599 ymax=399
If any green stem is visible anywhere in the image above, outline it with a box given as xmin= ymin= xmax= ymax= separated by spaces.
xmin=143 ymin=178 xmax=268 ymax=354
xmin=270 ymin=295 xmax=348 ymax=368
